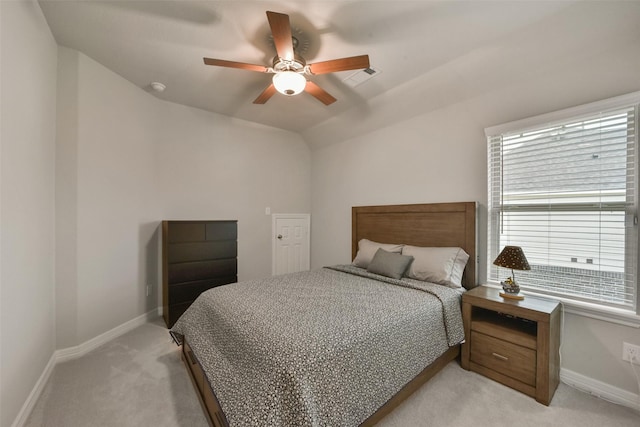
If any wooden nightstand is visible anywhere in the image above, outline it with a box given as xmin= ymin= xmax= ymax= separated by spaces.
xmin=461 ymin=286 xmax=561 ymax=405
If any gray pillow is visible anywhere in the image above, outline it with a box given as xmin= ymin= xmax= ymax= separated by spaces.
xmin=367 ymin=248 xmax=414 ymax=279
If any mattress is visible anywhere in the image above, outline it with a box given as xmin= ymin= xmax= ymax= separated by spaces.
xmin=171 ymin=265 xmax=464 ymax=426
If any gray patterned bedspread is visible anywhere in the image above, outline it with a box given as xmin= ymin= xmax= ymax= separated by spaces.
xmin=171 ymin=265 xmax=464 ymax=427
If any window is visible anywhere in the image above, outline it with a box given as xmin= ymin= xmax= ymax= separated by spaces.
xmin=487 ymin=93 xmax=638 ymax=314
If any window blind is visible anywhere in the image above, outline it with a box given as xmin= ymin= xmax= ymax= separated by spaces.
xmin=488 ymin=105 xmax=638 ymax=310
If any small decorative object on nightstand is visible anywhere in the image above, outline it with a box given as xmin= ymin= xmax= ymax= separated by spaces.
xmin=493 ymin=245 xmax=530 ymax=300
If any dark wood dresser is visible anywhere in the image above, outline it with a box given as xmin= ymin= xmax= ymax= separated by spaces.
xmin=162 ymin=220 xmax=237 ymax=328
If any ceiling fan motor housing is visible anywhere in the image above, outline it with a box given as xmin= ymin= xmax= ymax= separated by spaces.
xmin=272 ymin=53 xmax=306 ymax=72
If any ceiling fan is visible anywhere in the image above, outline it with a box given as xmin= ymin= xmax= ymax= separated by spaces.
xmin=203 ymin=11 xmax=370 ymax=106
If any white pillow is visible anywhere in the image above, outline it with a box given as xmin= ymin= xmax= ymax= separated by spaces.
xmin=402 ymin=246 xmax=469 ymax=288
xmin=352 ymin=239 xmax=403 ymax=268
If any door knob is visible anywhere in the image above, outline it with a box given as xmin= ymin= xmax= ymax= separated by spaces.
xmin=277 ymin=234 xmax=283 ymax=239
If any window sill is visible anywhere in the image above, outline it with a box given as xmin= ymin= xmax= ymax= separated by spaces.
xmin=483 ymin=283 xmax=640 ymax=328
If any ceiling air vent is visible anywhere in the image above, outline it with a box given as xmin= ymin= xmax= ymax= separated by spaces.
xmin=343 ymin=67 xmax=381 ymax=87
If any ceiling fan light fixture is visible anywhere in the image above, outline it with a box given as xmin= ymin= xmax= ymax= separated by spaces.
xmin=272 ymin=71 xmax=306 ymax=96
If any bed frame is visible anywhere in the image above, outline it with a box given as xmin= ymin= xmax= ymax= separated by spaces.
xmin=180 ymin=201 xmax=478 ymax=426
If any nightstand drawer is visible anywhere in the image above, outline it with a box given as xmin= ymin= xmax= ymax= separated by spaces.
xmin=470 ymin=331 xmax=536 ymax=386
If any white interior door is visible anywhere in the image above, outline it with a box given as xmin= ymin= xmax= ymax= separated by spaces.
xmin=272 ymin=214 xmax=310 ymax=276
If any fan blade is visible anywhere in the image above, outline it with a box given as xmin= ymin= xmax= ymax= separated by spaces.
xmin=308 ymin=55 xmax=370 ymax=75
xmin=204 ymin=58 xmax=268 ymax=73
xmin=305 ymin=81 xmax=337 ymax=105
xmin=253 ymin=84 xmax=277 ymax=104
xmin=266 ymin=11 xmax=294 ymax=61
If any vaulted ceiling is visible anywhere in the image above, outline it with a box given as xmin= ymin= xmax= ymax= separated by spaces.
xmin=39 ymin=1 xmax=640 ymax=136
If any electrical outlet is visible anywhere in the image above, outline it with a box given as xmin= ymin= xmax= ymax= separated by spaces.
xmin=146 ymin=284 xmax=151 ymax=297
xmin=622 ymin=342 xmax=640 ymax=364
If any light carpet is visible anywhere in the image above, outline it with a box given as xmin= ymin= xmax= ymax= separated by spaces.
xmin=25 ymin=317 xmax=639 ymax=427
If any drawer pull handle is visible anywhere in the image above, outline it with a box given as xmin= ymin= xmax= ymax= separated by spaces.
xmin=492 ymin=352 xmax=509 ymax=361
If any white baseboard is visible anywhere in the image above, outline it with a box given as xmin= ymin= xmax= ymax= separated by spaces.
xmin=10 ymin=352 xmax=57 ymax=427
xmin=561 ymin=368 xmax=640 ymax=412
xmin=11 ymin=307 xmax=162 ymax=427
xmin=56 ymin=308 xmax=160 ymax=363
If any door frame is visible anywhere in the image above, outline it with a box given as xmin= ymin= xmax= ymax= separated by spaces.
xmin=271 ymin=213 xmax=311 ymax=276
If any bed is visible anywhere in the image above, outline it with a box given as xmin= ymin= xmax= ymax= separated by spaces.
xmin=171 ymin=201 xmax=477 ymax=426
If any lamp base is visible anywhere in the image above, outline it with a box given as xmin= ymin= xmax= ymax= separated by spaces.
xmin=500 ymin=291 xmax=525 ymax=300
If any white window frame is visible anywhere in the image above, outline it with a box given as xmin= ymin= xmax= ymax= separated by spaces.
xmin=485 ymin=91 xmax=640 ymax=325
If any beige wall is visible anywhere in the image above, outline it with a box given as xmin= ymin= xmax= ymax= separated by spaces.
xmin=55 ymin=48 xmax=311 ymax=346
xmin=0 ymin=1 xmax=58 ymax=425
xmin=309 ymin=28 xmax=640 ymax=395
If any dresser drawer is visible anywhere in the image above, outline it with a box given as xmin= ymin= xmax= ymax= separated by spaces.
xmin=470 ymin=331 xmax=536 ymax=386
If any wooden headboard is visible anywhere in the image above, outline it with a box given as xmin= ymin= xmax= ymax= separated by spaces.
xmin=352 ymin=202 xmax=478 ymax=289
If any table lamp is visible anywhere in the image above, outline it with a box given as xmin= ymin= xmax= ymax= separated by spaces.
xmin=493 ymin=245 xmax=530 ymax=300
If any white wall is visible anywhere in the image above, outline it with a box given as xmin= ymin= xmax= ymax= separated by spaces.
xmin=55 ymin=48 xmax=311 ymax=346
xmin=310 ymin=103 xmax=486 ymax=269
xmin=156 ymin=102 xmax=311 ymax=282
xmin=56 ymin=46 xmax=163 ymax=345
xmin=55 ymin=47 xmax=79 ymax=349
xmin=309 ymin=12 xmax=640 ymax=397
xmin=0 ymin=1 xmax=57 ymax=425
xmin=73 ymin=49 xmax=163 ymax=344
